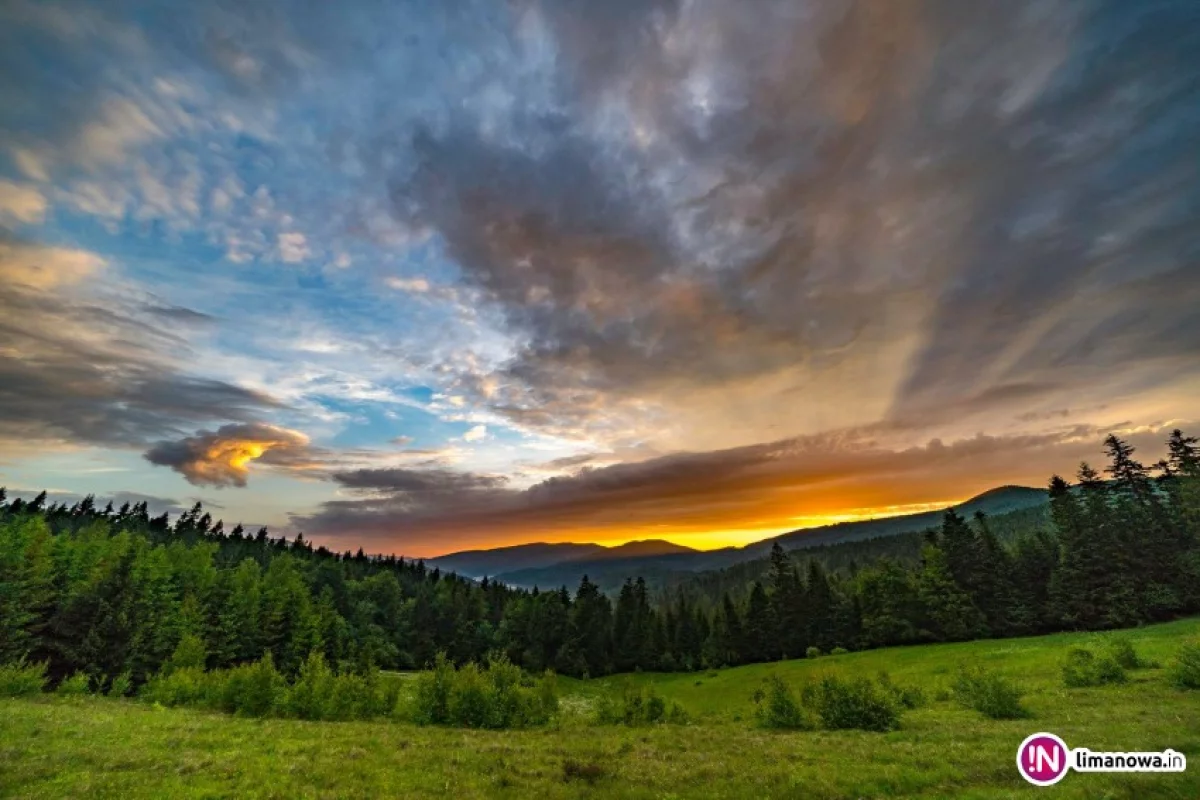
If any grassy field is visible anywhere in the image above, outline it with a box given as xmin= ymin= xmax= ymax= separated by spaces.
xmin=2 ymin=619 xmax=1199 ymax=799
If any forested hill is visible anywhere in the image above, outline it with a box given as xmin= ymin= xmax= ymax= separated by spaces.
xmin=1 ymin=430 xmax=1197 ymax=688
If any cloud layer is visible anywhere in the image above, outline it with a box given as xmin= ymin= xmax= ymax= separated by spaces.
xmin=2 ymin=0 xmax=1198 ymax=553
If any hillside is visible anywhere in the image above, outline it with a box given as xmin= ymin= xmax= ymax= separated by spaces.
xmin=425 ymin=541 xmax=605 ymax=578
xmin=4 ymin=617 xmax=1197 ymax=799
xmin=490 ymin=485 xmax=1049 ymax=592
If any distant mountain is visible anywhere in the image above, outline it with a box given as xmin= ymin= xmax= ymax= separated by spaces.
xmin=564 ymin=539 xmax=697 ymax=562
xmin=757 ymin=484 xmax=1049 ymax=555
xmin=426 ymin=541 xmax=604 ymax=579
xmin=489 ymin=485 xmax=1049 ymax=593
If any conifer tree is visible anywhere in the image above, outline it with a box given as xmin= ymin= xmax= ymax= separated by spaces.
xmin=917 ymin=544 xmax=984 ymax=641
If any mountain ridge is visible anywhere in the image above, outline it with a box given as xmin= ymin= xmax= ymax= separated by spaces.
xmin=428 ymin=485 xmax=1048 ymax=587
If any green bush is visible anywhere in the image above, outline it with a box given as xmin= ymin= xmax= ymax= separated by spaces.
xmin=830 ymin=647 xmax=849 ymax=656
xmin=0 ymin=660 xmax=48 ymax=697
xmin=56 ymin=672 xmax=92 ymax=697
xmin=753 ymin=674 xmax=814 ymax=730
xmin=876 ymin=671 xmax=926 ymax=709
xmin=143 ymin=667 xmax=221 ymax=708
xmin=284 ymin=650 xmax=336 ymax=720
xmin=409 ymin=652 xmax=559 ymax=728
xmin=1170 ymin=641 xmax=1200 ymax=690
xmin=448 ymin=662 xmax=492 ymax=727
xmin=108 ymin=670 xmax=133 ymax=698
xmin=802 ymin=674 xmax=900 ymax=732
xmin=142 ymin=651 xmax=399 ymax=722
xmin=594 ymin=682 xmax=687 ymax=726
xmin=1062 ymin=647 xmax=1126 ymax=688
xmin=327 ymin=672 xmax=371 ymax=721
xmin=411 ymin=653 xmax=455 ymax=724
xmin=806 ymin=646 xmax=822 ymax=659
xmin=1107 ymin=637 xmax=1144 ymax=670
xmin=953 ymin=665 xmax=1028 ymax=719
xmin=219 ymin=654 xmax=285 ymax=717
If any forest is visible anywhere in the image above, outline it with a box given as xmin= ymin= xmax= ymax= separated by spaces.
xmin=1 ymin=430 xmax=1198 ymax=688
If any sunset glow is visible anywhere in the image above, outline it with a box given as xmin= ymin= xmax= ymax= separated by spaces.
xmin=1 ymin=0 xmax=1197 ymax=559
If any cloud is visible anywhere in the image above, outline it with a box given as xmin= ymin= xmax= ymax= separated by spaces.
xmin=386 ymin=276 xmax=430 ymax=293
xmin=144 ymin=422 xmax=314 ymax=488
xmin=0 ymin=239 xmax=104 ymax=288
xmin=0 ymin=237 xmax=281 ymax=451
xmin=375 ymin=0 xmax=1200 ymax=457
xmin=294 ymin=421 xmax=1188 ymax=556
xmin=2 ymin=0 xmax=1199 ymax=554
xmin=462 ymin=424 xmax=488 ymax=442
xmin=141 ymin=304 xmax=216 ymax=325
xmin=277 ymin=232 xmax=310 ymax=263
xmin=0 ymin=181 xmax=48 ymax=224
xmin=10 ymin=148 xmax=50 ymax=182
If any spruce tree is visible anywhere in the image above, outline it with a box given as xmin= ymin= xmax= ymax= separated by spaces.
xmin=917 ymin=544 xmax=984 ymax=641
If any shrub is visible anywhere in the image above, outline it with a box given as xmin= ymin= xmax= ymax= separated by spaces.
xmin=1107 ymin=637 xmax=1143 ymax=669
xmin=220 ymin=654 xmax=285 ymax=717
xmin=806 ymin=646 xmax=822 ymax=659
xmin=876 ymin=671 xmax=926 ymax=709
xmin=802 ymin=674 xmax=899 ymax=732
xmin=1062 ymin=647 xmax=1126 ymax=688
xmin=56 ymin=672 xmax=92 ymax=697
xmin=448 ymin=662 xmax=492 ymax=728
xmin=953 ymin=665 xmax=1028 ymax=719
xmin=327 ymin=672 xmax=371 ymax=721
xmin=753 ymin=674 xmax=814 ymax=730
xmin=594 ymin=682 xmax=687 ymax=726
xmin=1170 ymin=641 xmax=1200 ymax=690
xmin=411 ymin=653 xmax=455 ymax=725
xmin=830 ymin=647 xmax=849 ymax=656
xmin=108 ymin=670 xmax=133 ymax=698
xmin=0 ymin=660 xmax=48 ymax=697
xmin=142 ymin=667 xmax=220 ymax=708
xmin=409 ymin=652 xmax=559 ymax=728
xmin=284 ymin=651 xmax=337 ymax=720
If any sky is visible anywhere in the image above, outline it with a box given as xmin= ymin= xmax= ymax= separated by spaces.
xmin=1 ymin=0 xmax=1198 ymax=558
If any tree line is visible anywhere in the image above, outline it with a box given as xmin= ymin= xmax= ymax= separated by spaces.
xmin=1 ymin=431 xmax=1197 ymax=686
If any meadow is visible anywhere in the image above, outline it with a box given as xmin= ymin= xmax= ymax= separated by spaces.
xmin=2 ymin=618 xmax=1199 ymax=799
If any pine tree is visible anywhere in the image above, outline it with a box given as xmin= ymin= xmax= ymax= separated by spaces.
xmin=804 ymin=560 xmax=835 ymax=651
xmin=216 ymin=558 xmax=263 ymax=666
xmin=917 ymin=544 xmax=984 ymax=641
xmin=767 ymin=542 xmax=804 ymax=658
xmin=744 ymin=581 xmax=772 ymax=663
xmin=568 ymin=576 xmax=612 ymax=677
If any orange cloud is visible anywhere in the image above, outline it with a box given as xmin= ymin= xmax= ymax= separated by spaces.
xmin=144 ymin=423 xmax=313 ymax=487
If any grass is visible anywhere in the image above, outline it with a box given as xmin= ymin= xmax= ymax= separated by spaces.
xmin=3 ymin=618 xmax=1199 ymax=798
